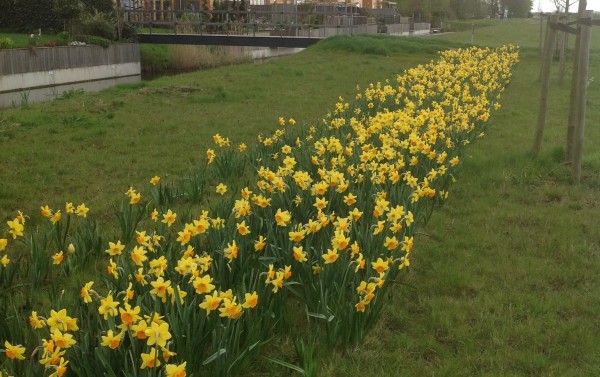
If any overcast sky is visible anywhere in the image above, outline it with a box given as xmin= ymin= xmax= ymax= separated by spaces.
xmin=536 ymin=0 xmax=600 ymax=11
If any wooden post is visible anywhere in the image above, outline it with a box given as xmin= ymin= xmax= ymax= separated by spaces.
xmin=538 ymin=14 xmax=551 ymax=81
xmin=572 ymin=10 xmax=593 ymax=183
xmin=539 ymin=14 xmax=544 ymax=53
xmin=558 ymin=1 xmax=571 ymax=83
xmin=533 ymin=14 xmax=559 ymax=156
xmin=558 ymin=16 xmax=567 ymax=83
xmin=566 ymin=0 xmax=587 ymax=163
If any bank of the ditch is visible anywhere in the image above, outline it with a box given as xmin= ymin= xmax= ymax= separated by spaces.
xmin=140 ymin=43 xmax=306 ymax=80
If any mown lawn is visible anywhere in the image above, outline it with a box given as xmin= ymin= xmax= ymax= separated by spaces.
xmin=1 ymin=18 xmax=599 ymax=376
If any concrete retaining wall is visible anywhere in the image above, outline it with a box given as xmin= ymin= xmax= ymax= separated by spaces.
xmin=0 ymin=44 xmax=141 ymax=108
xmin=387 ymin=22 xmax=431 ymax=36
xmin=296 ymin=24 xmax=378 ymax=38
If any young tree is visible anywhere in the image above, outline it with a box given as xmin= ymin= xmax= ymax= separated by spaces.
xmin=553 ymin=0 xmax=578 ymax=12
xmin=502 ymin=0 xmax=533 ymax=17
xmin=489 ymin=0 xmax=499 ymax=17
xmin=81 ymin=0 xmax=113 ymax=13
xmin=54 ymin=0 xmax=84 ymax=32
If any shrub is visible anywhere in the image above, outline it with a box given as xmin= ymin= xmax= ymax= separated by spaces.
xmin=80 ymin=11 xmax=116 ymax=40
xmin=53 ymin=0 xmax=84 ymax=32
xmin=56 ymin=31 xmax=71 ymax=45
xmin=0 ymin=37 xmax=14 ymax=49
xmin=82 ymin=35 xmax=112 ymax=47
xmin=120 ymin=21 xmax=138 ymax=42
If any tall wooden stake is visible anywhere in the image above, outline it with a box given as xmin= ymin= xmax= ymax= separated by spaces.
xmin=558 ymin=16 xmax=567 ymax=83
xmin=572 ymin=10 xmax=593 ymax=183
xmin=566 ymin=0 xmax=587 ymax=163
xmin=533 ymin=14 xmax=559 ymax=156
xmin=539 ymin=13 xmax=544 ymax=53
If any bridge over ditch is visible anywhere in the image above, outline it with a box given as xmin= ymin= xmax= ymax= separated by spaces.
xmin=137 ymin=33 xmax=322 ymax=48
xmin=124 ymin=6 xmax=430 ymax=48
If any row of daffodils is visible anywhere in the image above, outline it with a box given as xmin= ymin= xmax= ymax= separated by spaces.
xmin=0 ymin=45 xmax=519 ymax=377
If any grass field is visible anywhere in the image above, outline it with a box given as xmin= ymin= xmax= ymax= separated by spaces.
xmin=1 ymin=18 xmax=600 ymax=376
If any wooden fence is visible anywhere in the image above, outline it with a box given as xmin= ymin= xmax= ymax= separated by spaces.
xmin=0 ymin=44 xmax=140 ymax=76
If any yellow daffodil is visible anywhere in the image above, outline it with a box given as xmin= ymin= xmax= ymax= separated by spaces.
xmin=105 ymin=240 xmax=125 ymax=256
xmin=219 ymin=297 xmax=243 ymax=319
xmin=383 ymin=236 xmax=399 ymax=251
xmin=140 ymin=348 xmax=161 ymax=369
xmin=274 ymin=209 xmax=291 ymax=227
xmin=29 ymin=311 xmax=46 ymax=329
xmin=254 ymin=235 xmax=267 ymax=252
xmin=119 ymin=303 xmax=141 ymax=328
xmin=193 ymin=274 xmax=215 ymax=294
xmin=98 ymin=293 xmax=119 ymax=319
xmin=144 ymin=321 xmax=172 ymax=348
xmin=50 ymin=329 xmax=76 ymax=349
xmin=399 ymin=254 xmax=411 ymax=270
xmin=101 ymin=329 xmax=123 ymax=350
xmin=215 ymin=183 xmax=227 ymax=195
xmin=47 ymin=357 xmax=69 ymax=377
xmin=236 ymin=221 xmax=251 ymax=236
xmin=224 ymin=240 xmax=239 ymax=262
xmin=322 ymin=248 xmax=339 ymax=264
xmin=65 ymin=202 xmax=74 ymax=214
xmin=107 ymin=258 xmax=119 ymax=279
xmin=199 ymin=291 xmax=222 ymax=315
xmin=162 ymin=209 xmax=177 ymax=227
xmin=75 ymin=203 xmax=89 ymax=217
xmin=371 ymin=257 xmax=389 ymax=274
xmin=401 ymin=236 xmax=414 ymax=252
xmin=130 ymin=245 xmax=148 ymax=266
xmin=242 ymin=291 xmax=258 ymax=309
xmin=6 ymin=218 xmax=24 ymax=239
xmin=51 ymin=251 xmax=64 ymax=265
xmin=131 ymin=320 xmax=148 ymax=340
xmin=150 ymin=277 xmax=171 ymax=303
xmin=80 ymin=281 xmax=94 ymax=303
xmin=47 ymin=309 xmax=78 ymax=332
xmin=130 ymin=192 xmax=141 ymax=204
xmin=165 ymin=362 xmax=187 ymax=377
xmin=40 ymin=205 xmax=52 ymax=218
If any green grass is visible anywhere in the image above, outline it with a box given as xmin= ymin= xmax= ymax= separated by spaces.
xmin=0 ymin=32 xmax=58 ymax=47
xmin=1 ymin=20 xmax=600 ymax=376
xmin=308 ymin=20 xmax=600 ymax=377
xmin=0 ymin=36 xmax=442 ymax=222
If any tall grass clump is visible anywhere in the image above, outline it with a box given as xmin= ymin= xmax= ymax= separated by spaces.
xmin=0 ymin=45 xmax=519 ymax=377
xmin=169 ymin=45 xmax=252 ymax=72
